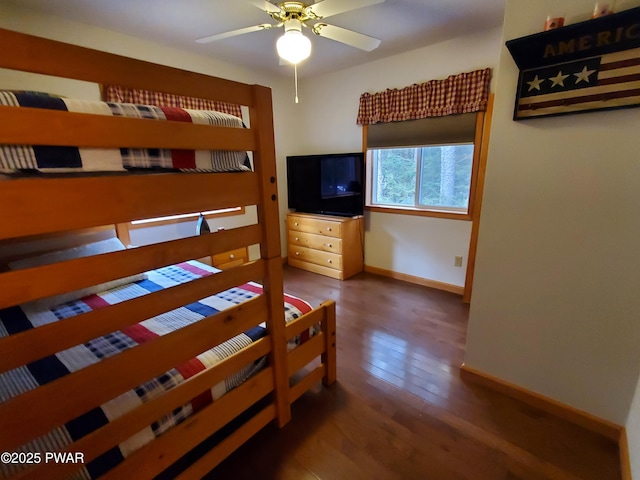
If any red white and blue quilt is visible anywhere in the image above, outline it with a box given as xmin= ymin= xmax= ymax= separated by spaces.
xmin=0 ymin=260 xmax=312 ymax=479
xmin=0 ymin=91 xmax=250 ymax=173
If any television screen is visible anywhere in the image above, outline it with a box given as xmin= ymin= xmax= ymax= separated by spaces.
xmin=287 ymin=152 xmax=364 ymax=217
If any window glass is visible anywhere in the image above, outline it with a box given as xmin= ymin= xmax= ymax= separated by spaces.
xmin=418 ymin=145 xmax=473 ymax=209
xmin=371 ymin=148 xmax=417 ymax=206
xmin=370 ymin=143 xmax=473 ymax=213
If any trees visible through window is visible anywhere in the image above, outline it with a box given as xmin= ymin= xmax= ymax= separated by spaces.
xmin=370 ymin=144 xmax=474 ymax=213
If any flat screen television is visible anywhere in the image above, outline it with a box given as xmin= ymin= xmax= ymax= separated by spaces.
xmin=287 ymin=152 xmax=364 ymax=217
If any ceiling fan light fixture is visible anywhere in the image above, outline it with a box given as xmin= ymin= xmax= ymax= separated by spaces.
xmin=276 ymin=20 xmax=312 ymax=64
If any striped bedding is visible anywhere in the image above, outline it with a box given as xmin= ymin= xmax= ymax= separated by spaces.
xmin=0 ymin=260 xmax=313 ymax=479
xmin=0 ymin=91 xmax=251 ymax=173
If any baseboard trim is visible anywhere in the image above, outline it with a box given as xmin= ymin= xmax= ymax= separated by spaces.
xmin=459 ymin=364 xmax=622 ymax=441
xmin=364 ymin=265 xmax=464 ymax=295
xmin=620 ymin=427 xmax=632 ymax=480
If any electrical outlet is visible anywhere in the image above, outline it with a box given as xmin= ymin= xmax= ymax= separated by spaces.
xmin=454 ymin=255 xmax=463 ymax=267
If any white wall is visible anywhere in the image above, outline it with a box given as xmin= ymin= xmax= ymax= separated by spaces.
xmin=290 ymin=27 xmax=503 ymax=287
xmin=627 ymin=375 xmax=640 ymax=478
xmin=465 ymin=0 xmax=640 ymax=426
xmin=0 ymin=2 xmax=302 ymax=256
xmin=128 ymin=208 xmax=261 ymax=261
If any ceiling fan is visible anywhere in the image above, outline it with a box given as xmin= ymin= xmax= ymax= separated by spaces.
xmin=196 ymin=0 xmax=385 ymax=65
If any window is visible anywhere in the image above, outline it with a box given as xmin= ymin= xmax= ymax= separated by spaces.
xmin=130 ymin=207 xmax=244 ymax=226
xmin=116 ymin=207 xmax=247 ymax=247
xmin=370 ymin=144 xmax=474 ymax=213
xmin=364 ymin=112 xmax=482 ymax=220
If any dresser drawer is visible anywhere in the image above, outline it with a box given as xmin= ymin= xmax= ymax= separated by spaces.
xmin=289 ymin=231 xmax=342 ymax=254
xmin=288 ymin=244 xmax=342 ymax=271
xmin=212 ymin=247 xmax=248 ymax=269
xmin=287 ymin=216 xmax=342 ymax=238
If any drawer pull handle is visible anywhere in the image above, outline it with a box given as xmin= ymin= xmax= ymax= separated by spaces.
xmin=326 ymin=227 xmax=332 ymax=231
xmin=294 ymin=222 xmax=299 ymax=226
xmin=295 ymin=252 xmax=300 ymax=256
xmin=327 ymin=243 xmax=332 ymax=248
xmin=295 ymin=237 xmax=299 ymax=241
xmin=327 ymin=259 xmax=332 ymax=264
xmin=229 ymin=254 xmax=235 ymax=259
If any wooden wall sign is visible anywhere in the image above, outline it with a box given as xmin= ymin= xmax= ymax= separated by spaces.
xmin=506 ymin=7 xmax=640 ymax=120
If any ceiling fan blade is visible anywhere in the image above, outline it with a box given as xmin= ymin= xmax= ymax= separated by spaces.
xmin=308 ymin=0 xmax=385 ymax=19
xmin=312 ymin=23 xmax=381 ymax=51
xmin=196 ymin=24 xmax=275 ymax=43
xmin=248 ymin=0 xmax=283 ymax=15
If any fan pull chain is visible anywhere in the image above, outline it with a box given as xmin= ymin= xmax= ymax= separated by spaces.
xmin=294 ymin=63 xmax=299 ymax=103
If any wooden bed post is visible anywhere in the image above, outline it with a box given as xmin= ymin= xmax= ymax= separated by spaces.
xmin=250 ymin=84 xmax=291 ymax=427
xmin=321 ymin=301 xmax=337 ymax=386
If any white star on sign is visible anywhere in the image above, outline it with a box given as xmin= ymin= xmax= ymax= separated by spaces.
xmin=574 ymin=66 xmax=596 ymax=84
xmin=527 ymin=75 xmax=544 ymax=92
xmin=549 ymin=70 xmax=569 ymax=88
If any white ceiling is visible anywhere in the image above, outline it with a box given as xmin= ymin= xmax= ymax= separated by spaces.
xmin=7 ymin=0 xmax=506 ymax=78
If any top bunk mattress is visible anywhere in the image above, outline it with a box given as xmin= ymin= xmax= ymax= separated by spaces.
xmin=0 ymin=91 xmax=251 ymax=174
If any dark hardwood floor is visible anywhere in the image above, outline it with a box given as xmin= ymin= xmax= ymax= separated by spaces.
xmin=208 ymin=266 xmax=620 ymax=480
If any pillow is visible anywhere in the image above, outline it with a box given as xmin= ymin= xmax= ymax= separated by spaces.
xmin=9 ymin=237 xmax=147 ymax=308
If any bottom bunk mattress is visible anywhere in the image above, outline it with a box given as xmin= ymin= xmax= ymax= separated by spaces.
xmin=0 ymin=260 xmax=313 ymax=479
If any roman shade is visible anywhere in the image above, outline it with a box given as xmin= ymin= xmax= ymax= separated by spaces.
xmin=367 ymin=112 xmax=477 ymax=148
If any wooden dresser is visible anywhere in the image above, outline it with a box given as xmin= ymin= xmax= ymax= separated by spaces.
xmin=199 ymin=246 xmax=248 ymax=270
xmin=212 ymin=246 xmax=248 ymax=270
xmin=287 ymin=212 xmax=364 ymax=280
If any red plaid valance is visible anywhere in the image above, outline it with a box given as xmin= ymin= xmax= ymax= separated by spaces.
xmin=357 ymin=68 xmax=491 ymax=125
xmin=103 ymin=85 xmax=243 ymax=119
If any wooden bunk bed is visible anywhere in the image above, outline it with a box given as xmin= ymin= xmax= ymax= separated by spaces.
xmin=0 ymin=28 xmax=336 ymax=479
